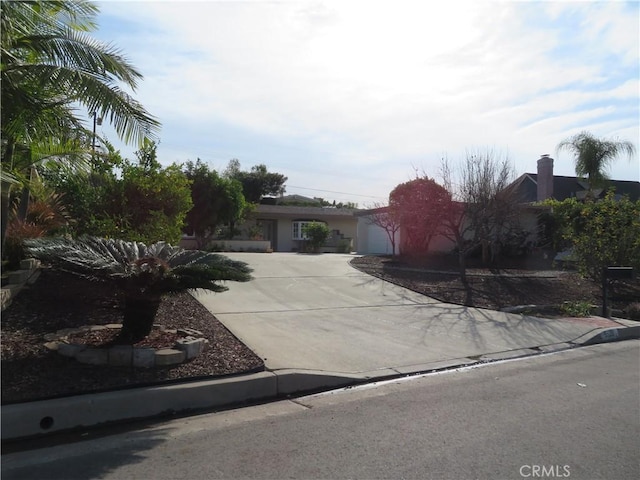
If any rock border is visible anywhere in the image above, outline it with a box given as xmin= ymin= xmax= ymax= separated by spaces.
xmin=44 ymin=324 xmax=209 ymax=368
xmin=1 ymin=259 xmax=41 ymax=311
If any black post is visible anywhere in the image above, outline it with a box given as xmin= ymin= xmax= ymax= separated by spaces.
xmin=91 ymin=112 xmax=102 ymax=169
xmin=602 ymin=267 xmax=608 ymax=319
xmin=91 ymin=112 xmax=97 ymax=168
xmin=602 ymin=267 xmax=635 ymax=318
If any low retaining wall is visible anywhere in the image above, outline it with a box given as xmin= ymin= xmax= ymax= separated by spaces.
xmin=211 ymin=240 xmax=272 ymax=252
xmin=179 ymin=238 xmax=272 ymax=252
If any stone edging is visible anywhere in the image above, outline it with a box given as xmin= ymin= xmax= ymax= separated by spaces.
xmin=44 ymin=324 xmax=209 ymax=368
xmin=1 ymin=259 xmax=41 ymax=311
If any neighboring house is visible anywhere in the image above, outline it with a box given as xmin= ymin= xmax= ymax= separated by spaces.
xmin=244 ymin=204 xmax=358 ymax=253
xmin=358 ymin=154 xmax=639 ymax=257
xmin=511 ymin=154 xmax=640 ymax=246
xmin=510 ymin=154 xmax=640 ymax=203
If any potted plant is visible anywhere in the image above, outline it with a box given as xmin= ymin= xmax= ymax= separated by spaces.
xmin=247 ymin=224 xmax=263 ymax=241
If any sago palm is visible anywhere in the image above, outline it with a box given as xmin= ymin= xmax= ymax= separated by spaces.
xmin=556 ymin=131 xmax=636 ymax=193
xmin=25 ymin=237 xmax=252 ymax=343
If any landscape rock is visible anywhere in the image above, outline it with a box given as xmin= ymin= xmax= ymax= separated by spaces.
xmin=175 ymin=337 xmax=207 ymax=359
xmin=155 ymin=348 xmax=186 ymax=366
xmin=58 ymin=343 xmax=85 ymax=358
xmin=76 ymin=348 xmax=109 ymax=365
xmin=109 ymin=345 xmax=133 ymax=366
xmin=133 ymin=348 xmax=156 ymax=368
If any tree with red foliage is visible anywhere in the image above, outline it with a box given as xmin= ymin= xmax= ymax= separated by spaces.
xmin=389 ymin=177 xmax=453 ymax=256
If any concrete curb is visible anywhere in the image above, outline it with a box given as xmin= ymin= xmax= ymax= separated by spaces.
xmin=2 ymin=328 xmax=638 ymax=443
xmin=0 ymin=355 xmax=563 ymax=442
xmin=1 ymin=369 xmax=381 ymax=442
xmin=572 ymin=324 xmax=640 ymax=346
xmin=1 ymin=372 xmax=277 ymax=442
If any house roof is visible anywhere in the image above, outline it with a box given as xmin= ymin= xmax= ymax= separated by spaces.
xmin=254 ymin=204 xmax=359 ymax=218
xmin=515 ymin=173 xmax=640 ymax=202
xmin=354 ymin=206 xmax=388 ymax=217
xmin=276 ymin=194 xmax=322 ymax=205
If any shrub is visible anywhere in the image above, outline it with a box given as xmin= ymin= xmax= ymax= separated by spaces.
xmin=4 ymin=191 xmax=71 ymax=268
xmin=543 ymin=194 xmax=640 ymax=283
xmin=337 ymin=239 xmax=352 ymax=253
xmin=302 ymin=222 xmax=330 ymax=252
xmin=561 ymin=301 xmax=592 ymax=317
xmin=624 ymin=302 xmax=640 ymax=321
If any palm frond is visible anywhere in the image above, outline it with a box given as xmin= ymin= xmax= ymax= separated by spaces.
xmin=2 ymin=0 xmax=161 ymax=149
xmin=24 ymin=236 xmax=253 ymax=294
xmin=557 ymin=131 xmax=637 ymax=188
xmin=24 ymin=236 xmax=127 ymax=276
xmin=0 ymin=168 xmax=21 ymax=185
xmin=11 ymin=28 xmax=143 ymax=88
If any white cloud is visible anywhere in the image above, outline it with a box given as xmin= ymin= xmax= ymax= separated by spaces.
xmin=95 ymin=0 xmax=639 ymax=200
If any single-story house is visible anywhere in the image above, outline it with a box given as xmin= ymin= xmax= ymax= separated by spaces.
xmin=182 ymin=200 xmax=389 ymax=254
xmin=183 ymin=155 xmax=639 ymax=255
xmin=221 ymin=194 xmax=402 ymax=254
xmin=244 ymin=204 xmax=358 ymax=253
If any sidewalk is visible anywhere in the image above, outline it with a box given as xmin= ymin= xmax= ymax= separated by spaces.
xmin=2 ymin=253 xmax=638 ymax=441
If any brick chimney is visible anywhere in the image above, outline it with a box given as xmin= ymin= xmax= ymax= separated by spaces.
xmin=537 ymin=154 xmax=554 ymax=201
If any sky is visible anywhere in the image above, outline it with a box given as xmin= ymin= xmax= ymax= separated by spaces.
xmin=93 ymin=0 xmax=639 ymax=206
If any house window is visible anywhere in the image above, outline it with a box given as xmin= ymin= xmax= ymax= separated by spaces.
xmin=292 ymin=220 xmax=321 ymax=240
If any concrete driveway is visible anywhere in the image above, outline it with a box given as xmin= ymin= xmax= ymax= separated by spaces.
xmin=194 ymin=253 xmax=624 ymax=375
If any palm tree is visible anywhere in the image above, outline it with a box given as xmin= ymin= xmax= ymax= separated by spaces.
xmin=1 ymin=0 xmax=160 ymax=246
xmin=556 ymin=131 xmax=636 ymax=195
xmin=24 ymin=237 xmax=252 ymax=343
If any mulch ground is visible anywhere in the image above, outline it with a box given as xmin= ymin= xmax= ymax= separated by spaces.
xmin=1 ymin=269 xmax=264 ymax=405
xmin=349 ymin=255 xmax=640 ymax=314
xmin=2 ymin=256 xmax=638 ymax=405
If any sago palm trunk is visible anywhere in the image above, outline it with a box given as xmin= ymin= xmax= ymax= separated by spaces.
xmin=118 ymin=292 xmax=162 ymax=344
xmin=1 ymin=181 xmax=12 ymax=252
xmin=1 ymin=139 xmax=16 ymax=251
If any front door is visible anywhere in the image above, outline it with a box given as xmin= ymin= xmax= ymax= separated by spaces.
xmin=259 ymin=219 xmax=278 ymax=251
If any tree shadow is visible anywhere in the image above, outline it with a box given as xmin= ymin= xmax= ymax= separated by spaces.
xmin=3 ymin=425 xmax=172 ymax=480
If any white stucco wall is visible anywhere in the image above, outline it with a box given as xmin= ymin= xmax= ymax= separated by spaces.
xmin=356 ymin=217 xmax=399 ymax=255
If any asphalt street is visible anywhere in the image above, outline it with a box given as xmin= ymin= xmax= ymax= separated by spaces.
xmin=3 ymin=340 xmax=639 ymax=480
